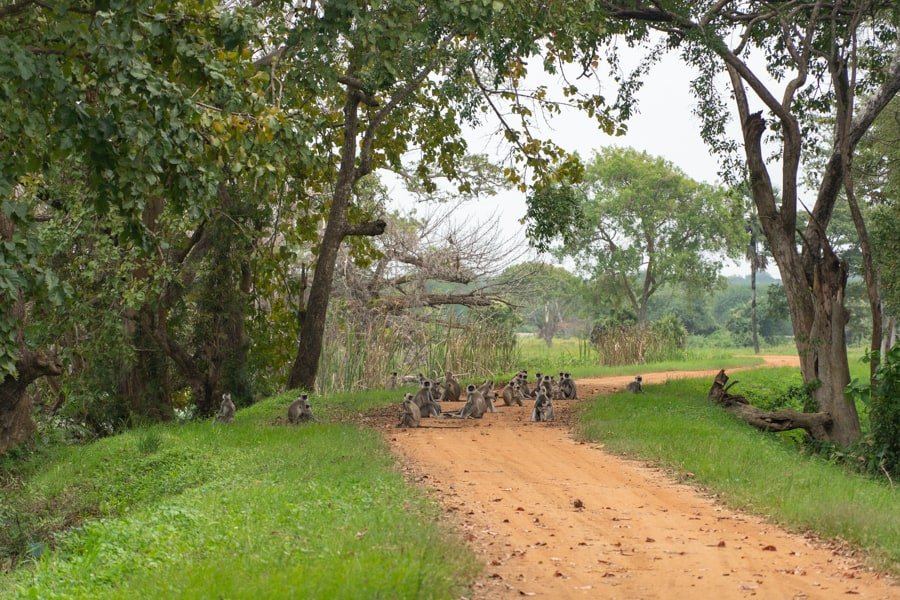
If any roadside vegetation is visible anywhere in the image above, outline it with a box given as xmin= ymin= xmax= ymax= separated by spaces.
xmin=576 ymin=364 xmax=900 ymax=574
xmin=0 ymin=392 xmax=478 ymax=598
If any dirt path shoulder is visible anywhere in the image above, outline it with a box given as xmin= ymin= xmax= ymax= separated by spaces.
xmin=382 ymin=357 xmax=897 ymax=599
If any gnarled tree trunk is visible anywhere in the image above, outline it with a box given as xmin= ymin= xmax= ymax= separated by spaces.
xmin=708 ymin=369 xmax=832 ymax=439
xmin=0 ymin=211 xmax=62 ymax=454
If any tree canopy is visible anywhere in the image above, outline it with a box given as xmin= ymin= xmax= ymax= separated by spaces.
xmin=527 ymin=147 xmax=746 ymax=324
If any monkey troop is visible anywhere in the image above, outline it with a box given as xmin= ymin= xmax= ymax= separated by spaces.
xmin=388 ymin=369 xmax=576 ymax=422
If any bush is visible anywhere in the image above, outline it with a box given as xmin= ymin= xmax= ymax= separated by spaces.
xmin=847 ymin=344 xmax=900 ymax=476
xmin=590 ymin=314 xmax=687 ymax=365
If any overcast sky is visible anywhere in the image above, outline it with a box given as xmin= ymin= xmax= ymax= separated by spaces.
xmin=384 ymin=46 xmax=767 ymax=278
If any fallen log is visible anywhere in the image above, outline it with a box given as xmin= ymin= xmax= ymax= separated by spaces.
xmin=707 ymin=370 xmax=833 ymax=440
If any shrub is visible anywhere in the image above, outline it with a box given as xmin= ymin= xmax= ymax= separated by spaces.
xmin=847 ymin=343 xmax=900 ymax=476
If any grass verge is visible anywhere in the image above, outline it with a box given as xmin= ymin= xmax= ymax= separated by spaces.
xmin=0 ymin=391 xmax=478 ymax=598
xmin=576 ymin=367 xmax=900 ymax=574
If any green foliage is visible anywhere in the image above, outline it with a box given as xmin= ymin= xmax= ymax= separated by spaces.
xmin=848 ymin=344 xmax=900 ymax=475
xmin=499 ymin=262 xmax=591 ymax=342
xmin=0 ymin=395 xmax=477 ymax=596
xmin=527 ymin=147 xmax=746 ymax=323
xmin=577 ymin=370 xmax=900 ymax=573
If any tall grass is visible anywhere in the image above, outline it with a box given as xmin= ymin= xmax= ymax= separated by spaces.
xmin=577 ymin=369 xmax=900 ymax=573
xmin=317 ymin=306 xmax=517 ymax=393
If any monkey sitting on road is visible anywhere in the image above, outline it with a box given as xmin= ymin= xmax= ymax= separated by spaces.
xmin=476 ymin=380 xmax=496 ymax=412
xmin=444 ymin=384 xmax=488 ymax=419
xmin=288 ymin=393 xmax=314 ymax=423
xmin=626 ymin=375 xmax=644 ymax=393
xmin=541 ymin=374 xmax=553 ymax=396
xmin=517 ymin=370 xmax=532 ymax=398
xmin=532 ymin=372 xmax=543 ymax=397
xmin=440 ymin=371 xmax=462 ymax=402
xmin=397 ymin=393 xmax=421 ymax=428
xmin=216 ymin=392 xmax=235 ymax=423
xmin=501 ymin=380 xmax=524 ymax=407
xmin=560 ymin=372 xmax=577 ymax=399
xmin=531 ymin=389 xmax=554 ymax=422
xmin=413 ymin=380 xmax=441 ymax=417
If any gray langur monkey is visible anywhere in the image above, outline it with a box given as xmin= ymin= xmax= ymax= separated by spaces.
xmin=387 ymin=372 xmax=399 ymax=389
xmin=461 ymin=384 xmax=488 ymax=419
xmin=533 ymin=372 xmax=543 ymax=397
xmin=476 ymin=380 xmax=495 ymax=413
xmin=216 ymin=392 xmax=235 ymax=423
xmin=541 ymin=374 xmax=553 ymax=396
xmin=626 ymin=375 xmax=644 ymax=393
xmin=531 ymin=389 xmax=554 ymax=422
xmin=517 ymin=371 xmax=532 ymax=398
xmin=444 ymin=384 xmax=487 ymax=419
xmin=550 ymin=376 xmax=563 ymax=400
xmin=413 ymin=380 xmax=441 ymax=417
xmin=501 ymin=380 xmax=524 ymax=406
xmin=561 ymin=372 xmax=577 ymax=399
xmin=440 ymin=371 xmax=462 ymax=402
xmin=397 ymin=393 xmax=421 ymax=428
xmin=288 ymin=393 xmax=313 ymax=423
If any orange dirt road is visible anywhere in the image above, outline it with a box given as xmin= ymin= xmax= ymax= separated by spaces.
xmin=385 ymin=357 xmax=898 ymax=599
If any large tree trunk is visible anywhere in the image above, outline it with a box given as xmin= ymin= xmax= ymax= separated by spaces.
xmin=0 ymin=351 xmax=62 ymax=455
xmin=0 ymin=211 xmax=62 ymax=454
xmin=750 ymin=258 xmax=760 ymax=354
xmin=119 ymin=197 xmax=174 ymax=422
xmin=288 ymin=90 xmax=363 ymax=390
xmin=120 ymin=309 xmax=174 ymax=422
xmin=736 ymin=107 xmax=861 ymax=446
xmin=763 ymin=204 xmax=859 ymax=445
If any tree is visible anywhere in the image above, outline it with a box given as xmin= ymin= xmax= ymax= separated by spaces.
xmin=528 ymin=147 xmax=745 ymax=325
xmin=856 ymin=97 xmax=900 ymax=354
xmin=0 ymin=0 xmax=283 ymax=448
xmin=591 ymin=1 xmax=899 ymax=446
xmin=745 ymin=207 xmax=769 ymax=354
xmin=499 ymin=263 xmax=589 ymax=346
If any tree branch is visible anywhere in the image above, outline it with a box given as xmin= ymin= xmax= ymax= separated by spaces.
xmin=342 ymin=218 xmax=387 ymax=239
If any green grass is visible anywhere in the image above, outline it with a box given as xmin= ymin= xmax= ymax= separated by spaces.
xmin=0 ymin=390 xmax=477 ymax=599
xmin=576 ymin=367 xmax=900 ymax=574
xmin=513 ymin=336 xmax=765 ymax=380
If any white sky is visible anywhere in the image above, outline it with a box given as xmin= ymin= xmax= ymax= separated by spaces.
xmin=384 ymin=46 xmax=775 ymax=278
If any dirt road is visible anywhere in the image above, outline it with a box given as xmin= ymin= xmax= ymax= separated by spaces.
xmin=385 ymin=358 xmax=898 ymax=599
